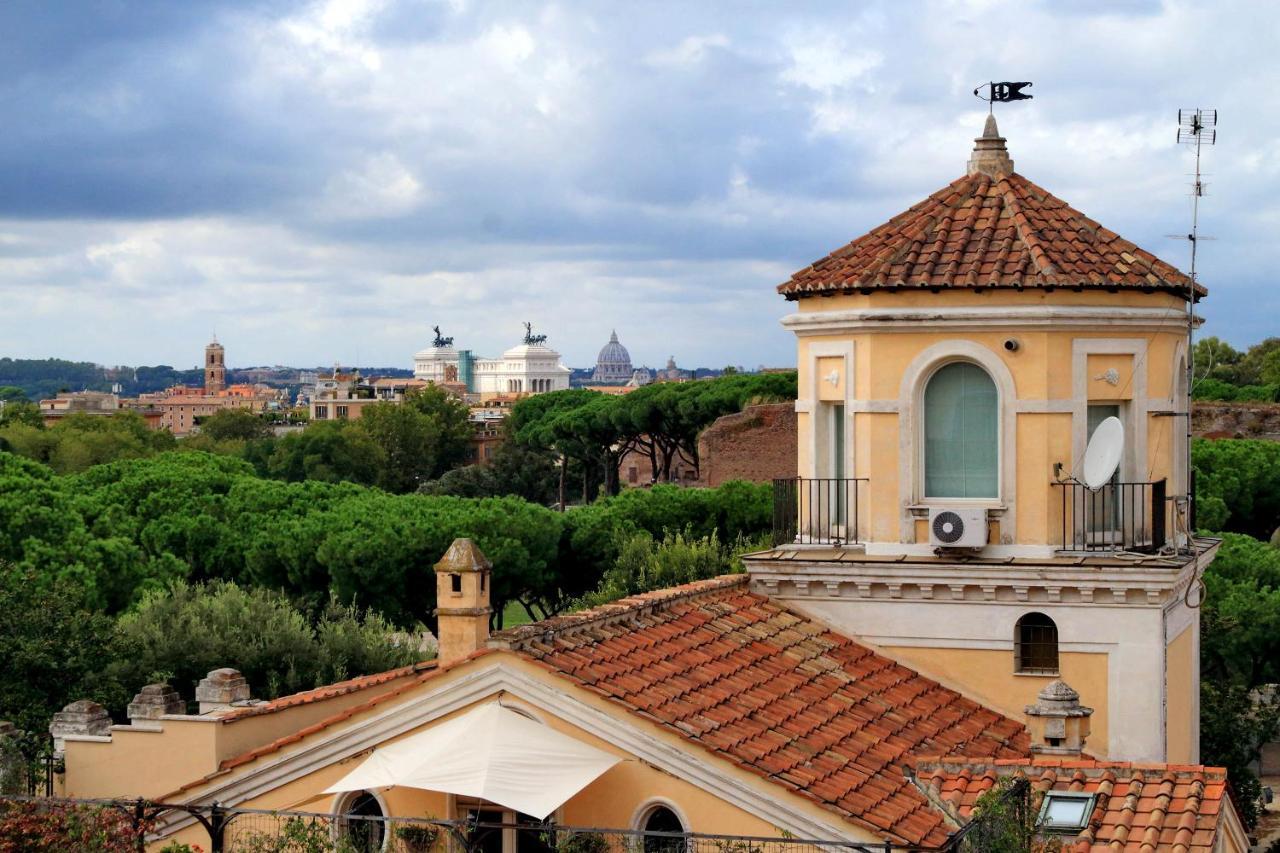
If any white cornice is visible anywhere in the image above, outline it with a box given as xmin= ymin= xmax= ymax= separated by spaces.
xmin=155 ymin=660 xmax=862 ymax=843
xmin=782 ymin=305 xmax=1200 ymax=334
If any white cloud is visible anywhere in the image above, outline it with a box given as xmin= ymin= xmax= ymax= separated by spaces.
xmin=645 ymin=34 xmax=730 ymax=68
xmin=321 ymin=153 xmax=427 ymax=219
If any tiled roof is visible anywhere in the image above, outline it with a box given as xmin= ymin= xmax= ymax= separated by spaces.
xmin=218 ymin=661 xmax=436 ymax=722
xmin=778 ymin=135 xmax=1202 ymax=301
xmin=493 ymin=576 xmax=1029 ymax=846
xmin=912 ymin=756 xmax=1229 ymax=852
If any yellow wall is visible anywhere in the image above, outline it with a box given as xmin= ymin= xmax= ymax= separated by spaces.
xmin=881 ymin=646 xmax=1110 ymax=757
xmin=792 ymin=289 xmax=1187 ymax=548
xmin=1165 ymin=624 xmax=1195 ymax=764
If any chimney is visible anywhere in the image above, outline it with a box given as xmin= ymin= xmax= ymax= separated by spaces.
xmin=127 ymin=683 xmax=184 ymax=725
xmin=49 ymin=700 xmax=112 ymax=755
xmin=434 ymin=538 xmax=492 ymax=666
xmin=195 ymin=668 xmax=251 ymax=714
xmin=967 ymin=113 xmax=1015 ymax=179
xmin=1025 ymin=679 xmax=1093 ymax=756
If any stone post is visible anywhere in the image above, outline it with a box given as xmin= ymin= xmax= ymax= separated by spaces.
xmin=195 ymin=668 xmax=251 ymax=714
xmin=127 ymin=683 xmax=184 ymax=724
xmin=49 ymin=700 xmax=112 ymax=755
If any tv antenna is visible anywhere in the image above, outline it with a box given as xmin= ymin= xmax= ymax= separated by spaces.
xmin=1170 ymin=107 xmax=1216 ymax=554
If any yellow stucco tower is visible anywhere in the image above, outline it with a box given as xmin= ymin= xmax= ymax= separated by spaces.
xmin=204 ymin=337 xmax=226 ymax=395
xmin=744 ymin=116 xmax=1216 ymax=764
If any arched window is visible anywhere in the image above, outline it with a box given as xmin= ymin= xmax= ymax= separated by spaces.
xmin=639 ymin=803 xmax=686 ymax=853
xmin=336 ymin=790 xmax=386 ymax=852
xmin=924 ymin=362 xmax=999 ymax=498
xmin=1015 ymin=613 xmax=1059 ymax=674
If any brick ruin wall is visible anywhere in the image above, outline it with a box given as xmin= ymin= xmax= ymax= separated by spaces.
xmin=1193 ymin=401 xmax=1280 ymax=441
xmin=697 ymin=402 xmax=797 ymax=487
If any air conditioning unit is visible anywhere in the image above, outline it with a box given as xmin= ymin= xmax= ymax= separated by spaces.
xmin=929 ymin=507 xmax=988 ymax=549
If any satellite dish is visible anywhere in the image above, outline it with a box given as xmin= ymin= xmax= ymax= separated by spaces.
xmin=1082 ymin=416 xmax=1123 ymax=489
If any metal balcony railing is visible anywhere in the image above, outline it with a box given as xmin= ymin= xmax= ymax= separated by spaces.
xmin=772 ymin=478 xmax=868 ymax=546
xmin=1053 ymin=478 xmax=1167 ymax=553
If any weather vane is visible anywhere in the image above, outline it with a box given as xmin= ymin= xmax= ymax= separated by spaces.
xmin=973 ymin=81 xmax=1033 ymax=113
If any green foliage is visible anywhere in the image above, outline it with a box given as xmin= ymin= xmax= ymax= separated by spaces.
xmin=197 ymin=408 xmax=276 ymax=442
xmin=510 ymin=373 xmax=797 ymax=501
xmin=0 ymin=564 xmax=124 ymax=737
xmin=1192 ymin=438 xmax=1280 ymax=538
xmin=1200 ymin=680 xmax=1279 ymax=830
xmin=234 ymin=816 xmax=359 ymax=853
xmin=351 ymin=387 xmax=472 ymax=493
xmin=264 ymin=422 xmax=384 ymax=487
xmin=0 ymin=411 xmax=177 ymax=474
xmin=110 ymin=580 xmax=425 ymax=704
xmin=418 ymin=464 xmax=500 ymax=498
xmin=1200 ymin=533 xmax=1280 ymax=687
xmin=957 ymin=778 xmax=1059 ymax=853
xmin=577 ymin=529 xmax=746 ymax=609
xmin=0 ymin=400 xmax=42 ymax=428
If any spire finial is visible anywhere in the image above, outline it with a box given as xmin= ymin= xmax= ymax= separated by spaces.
xmin=967 ymin=114 xmax=1015 ymax=179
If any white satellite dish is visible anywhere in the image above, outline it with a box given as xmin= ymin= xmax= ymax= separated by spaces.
xmin=1081 ymin=416 xmax=1124 ymax=489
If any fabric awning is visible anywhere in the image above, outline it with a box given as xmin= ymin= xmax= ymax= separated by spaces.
xmin=323 ymin=701 xmax=622 ymax=820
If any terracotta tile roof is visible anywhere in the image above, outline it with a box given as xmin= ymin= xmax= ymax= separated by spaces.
xmin=217 ymin=661 xmax=436 ymax=722
xmin=778 ymin=168 xmax=1203 ymax=301
xmin=492 ymin=576 xmax=1029 ymax=846
xmin=912 ymin=756 xmax=1229 ymax=852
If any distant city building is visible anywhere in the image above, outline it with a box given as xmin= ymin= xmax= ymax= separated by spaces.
xmin=204 ymin=338 xmax=226 ymax=395
xmin=591 ymin=330 xmax=633 ymax=384
xmin=654 ymin=355 xmax=692 ymax=383
xmin=628 ymin=367 xmax=653 ymax=387
xmin=413 ymin=324 xmax=570 ymax=395
xmin=136 ymin=339 xmax=283 ymax=435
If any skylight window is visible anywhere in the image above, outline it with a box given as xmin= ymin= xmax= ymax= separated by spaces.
xmin=1038 ymin=792 xmax=1094 ymax=832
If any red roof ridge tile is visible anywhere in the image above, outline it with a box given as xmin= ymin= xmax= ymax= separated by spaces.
xmin=217 ymin=661 xmax=437 ymax=723
xmin=488 ymin=574 xmax=750 ymax=650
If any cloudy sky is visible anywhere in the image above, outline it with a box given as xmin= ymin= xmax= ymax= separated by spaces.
xmin=1 ymin=0 xmax=1276 ymax=371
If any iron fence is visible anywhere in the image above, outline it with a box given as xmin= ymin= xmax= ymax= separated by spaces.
xmin=0 ymin=795 xmax=1034 ymax=853
xmin=772 ymin=478 xmax=868 ymax=547
xmin=1053 ymin=478 xmax=1167 ymax=553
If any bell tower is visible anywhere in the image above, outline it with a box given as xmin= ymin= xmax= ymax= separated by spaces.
xmin=204 ymin=337 xmax=226 ymax=395
xmin=746 ymin=116 xmax=1215 ymax=765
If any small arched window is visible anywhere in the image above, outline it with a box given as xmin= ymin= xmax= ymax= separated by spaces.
xmin=924 ymin=362 xmax=999 ymax=498
xmin=639 ymin=804 xmax=687 ymax=853
xmin=337 ymin=790 xmax=386 ymax=852
xmin=1015 ymin=613 xmax=1059 ymax=674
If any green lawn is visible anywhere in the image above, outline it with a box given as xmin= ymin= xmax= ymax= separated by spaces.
xmin=500 ymin=600 xmax=537 ymax=629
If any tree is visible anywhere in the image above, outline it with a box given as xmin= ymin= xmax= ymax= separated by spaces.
xmin=0 ymin=401 xmax=43 ymax=429
xmin=1200 ymin=680 xmax=1279 ymax=830
xmin=197 ymin=408 xmax=275 ymax=442
xmin=1238 ymin=337 xmax=1280 ymax=386
xmin=1193 ymin=438 xmax=1280 ymax=539
xmin=418 ymin=465 xmax=500 ymax=498
xmin=110 ymin=580 xmax=425 ymax=704
xmin=266 ymin=422 xmax=384 ymax=487
xmin=0 ymin=563 xmax=124 ymax=738
xmin=403 ymin=386 xmax=473 ymax=474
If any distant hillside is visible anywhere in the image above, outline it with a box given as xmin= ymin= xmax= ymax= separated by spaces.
xmin=0 ymin=358 xmax=414 ymax=400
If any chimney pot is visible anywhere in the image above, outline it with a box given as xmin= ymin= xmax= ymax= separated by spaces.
xmin=1025 ymin=679 xmax=1093 ymax=756
xmin=434 ymin=538 xmax=492 ymax=666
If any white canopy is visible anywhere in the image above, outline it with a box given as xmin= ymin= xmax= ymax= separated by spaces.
xmin=323 ymin=702 xmax=622 ymax=820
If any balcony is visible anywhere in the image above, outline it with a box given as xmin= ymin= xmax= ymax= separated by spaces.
xmin=1053 ymin=478 xmax=1167 ymax=553
xmin=772 ymin=478 xmax=868 ymax=546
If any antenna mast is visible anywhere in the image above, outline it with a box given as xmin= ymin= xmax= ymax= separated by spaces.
xmin=1176 ymin=107 xmax=1216 ymax=550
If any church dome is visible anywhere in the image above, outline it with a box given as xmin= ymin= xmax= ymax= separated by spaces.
xmin=593 ymin=331 xmax=633 ymax=384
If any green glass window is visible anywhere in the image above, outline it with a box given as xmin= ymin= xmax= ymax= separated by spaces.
xmin=924 ymin=362 xmax=999 ymax=498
